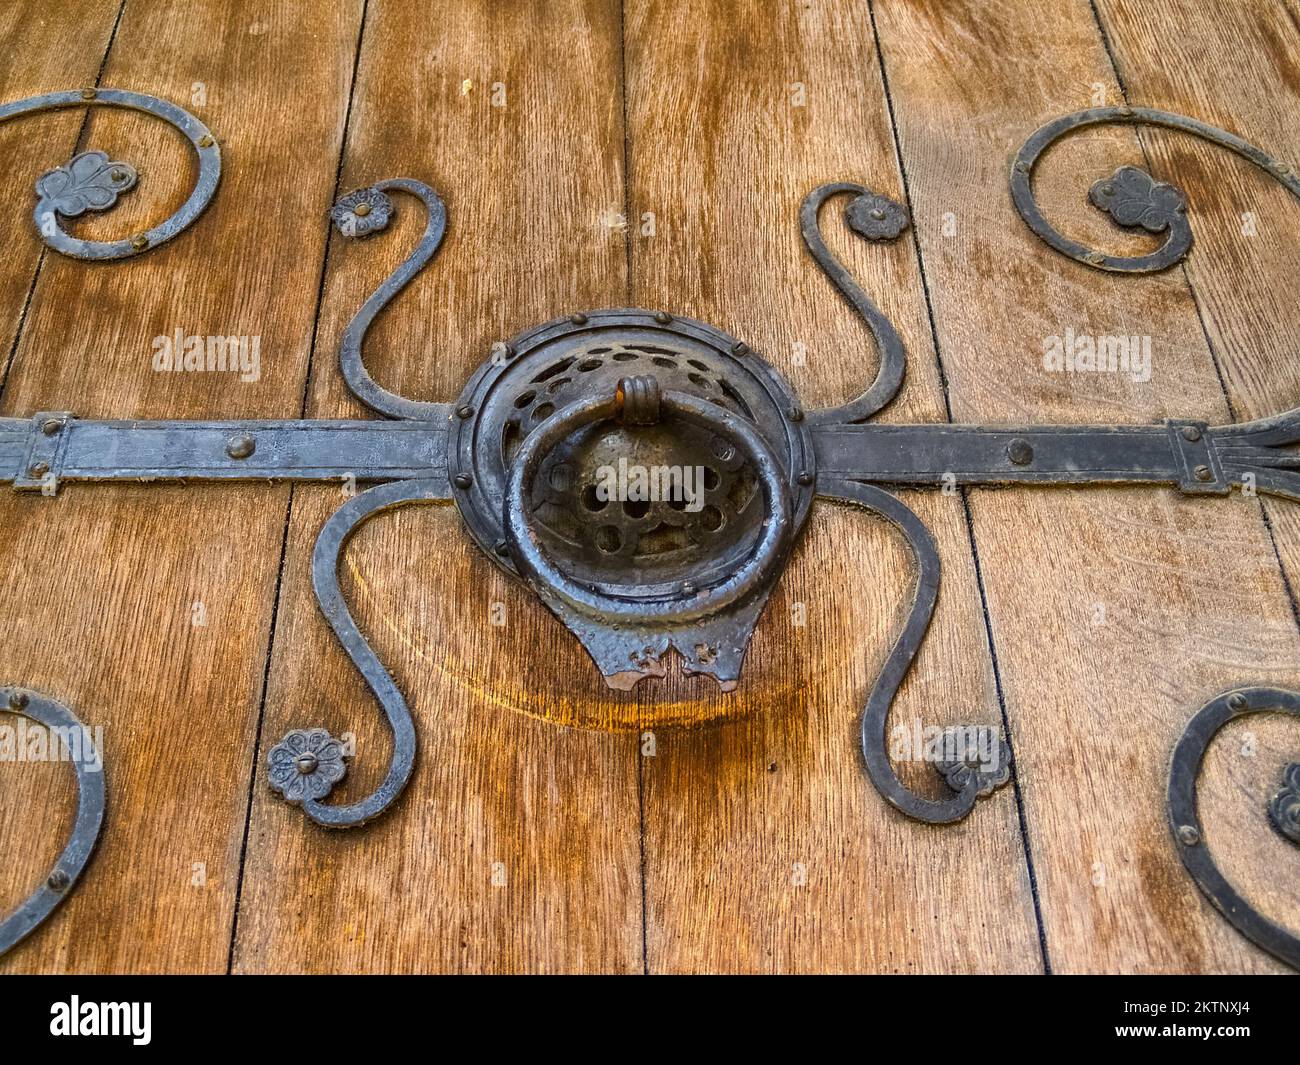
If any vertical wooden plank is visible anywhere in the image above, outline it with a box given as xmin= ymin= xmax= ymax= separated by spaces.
xmin=0 ymin=0 xmax=363 ymax=971
xmin=1092 ymin=0 xmax=1300 ymax=967
xmin=0 ymin=1 xmax=120 ymax=385
xmin=625 ymin=0 xmax=1042 ymax=971
xmin=231 ymin=0 xmax=644 ymax=973
xmin=0 ymin=0 xmax=121 ymax=968
xmin=875 ymin=0 xmax=1298 ymax=970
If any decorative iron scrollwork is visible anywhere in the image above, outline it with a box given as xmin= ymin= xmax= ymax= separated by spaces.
xmin=0 ymin=689 xmax=105 ymax=956
xmin=1169 ymin=690 xmax=1300 ymax=970
xmin=2 ymin=87 xmax=1299 ymax=966
xmin=0 ymin=88 xmax=220 ymax=259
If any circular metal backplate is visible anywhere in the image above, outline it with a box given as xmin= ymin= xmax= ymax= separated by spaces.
xmin=449 ymin=309 xmax=814 ymax=600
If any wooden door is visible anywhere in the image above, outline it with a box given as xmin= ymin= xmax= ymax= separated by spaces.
xmin=1 ymin=0 xmax=1296 ymax=973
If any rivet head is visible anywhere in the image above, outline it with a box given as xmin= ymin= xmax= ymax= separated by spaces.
xmin=294 ymin=752 xmax=319 ymax=775
xmin=1194 ymin=464 xmax=1213 ymax=481
xmin=353 ymin=202 xmax=371 ymax=217
xmin=1015 ymin=160 xmax=1029 ymax=173
xmin=681 ymin=581 xmax=696 ymax=595
xmin=653 ymin=311 xmax=672 ymax=324
xmin=797 ymin=471 xmax=814 ymax=486
xmin=41 ymin=418 xmax=63 ymax=436
xmin=47 ymin=869 xmax=70 ymax=891
xmin=9 ymin=691 xmax=29 ymax=710
xmin=1181 ymin=425 xmax=1202 ymax=442
xmin=869 ymin=207 xmax=886 ymax=221
xmin=1085 ymin=251 xmax=1105 ymax=266
xmin=1177 ymin=824 xmax=1201 ymax=847
xmin=198 ymin=133 xmax=215 ymax=148
xmin=28 ymin=461 xmax=49 ymax=478
xmin=569 ymin=312 xmax=588 ymax=326
xmin=130 ymin=234 xmax=149 ymax=251
xmin=454 ymin=473 xmax=473 ymax=490
xmin=80 ymin=87 xmax=96 ymax=101
xmin=1007 ymin=438 xmax=1034 ymax=466
xmin=226 ymin=434 xmax=256 ymax=460
xmin=1228 ymin=692 xmax=1248 ymax=711
xmin=731 ymin=342 xmax=749 ymax=357
xmin=456 ymin=405 xmax=475 ymax=419
xmin=494 ymin=540 xmax=509 ymax=556
xmin=1100 ymin=183 xmax=1115 ymax=196
xmin=787 ymin=407 xmax=804 ymax=422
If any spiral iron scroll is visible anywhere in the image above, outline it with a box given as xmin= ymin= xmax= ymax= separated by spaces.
xmin=0 ymin=87 xmax=221 ymax=259
xmin=1168 ymin=689 xmax=1300 ymax=970
xmin=0 ymin=689 xmax=105 ymax=956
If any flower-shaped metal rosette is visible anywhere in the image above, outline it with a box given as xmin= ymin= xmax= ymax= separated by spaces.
xmin=1269 ymin=762 xmax=1300 ymax=845
xmin=35 ymin=150 xmax=138 ymax=217
xmin=844 ymin=191 xmax=909 ymax=241
xmin=1088 ymin=164 xmax=1187 ymax=233
xmin=268 ymin=727 xmax=348 ymax=804
xmin=933 ymin=726 xmax=1011 ymax=798
xmin=331 ymin=186 xmax=392 ymax=238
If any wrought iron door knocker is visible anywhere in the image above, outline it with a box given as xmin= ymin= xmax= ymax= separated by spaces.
xmin=0 ymin=89 xmax=1297 ymax=966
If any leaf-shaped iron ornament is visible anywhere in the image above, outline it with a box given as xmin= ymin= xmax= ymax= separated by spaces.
xmin=35 ymin=150 xmax=137 ymax=217
xmin=1269 ymin=762 xmax=1300 ymax=845
xmin=1088 ymin=164 xmax=1187 ymax=232
xmin=0 ymin=89 xmax=1298 ymax=968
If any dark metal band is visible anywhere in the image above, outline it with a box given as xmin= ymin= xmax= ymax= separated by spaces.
xmin=1 ymin=414 xmax=450 ymax=489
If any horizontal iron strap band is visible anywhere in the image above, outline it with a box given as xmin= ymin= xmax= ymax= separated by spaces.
xmin=2 ymin=415 xmax=451 ymax=487
xmin=811 ymin=422 xmax=1223 ymax=489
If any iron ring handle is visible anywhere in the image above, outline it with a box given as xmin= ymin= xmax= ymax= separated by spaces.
xmin=503 ymin=381 xmax=795 ymax=626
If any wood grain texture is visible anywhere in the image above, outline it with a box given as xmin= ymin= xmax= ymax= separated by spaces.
xmin=625 ymin=0 xmax=1041 ymax=972
xmin=0 ymin=0 xmax=363 ymax=971
xmin=229 ymin=0 xmax=645 ymax=973
xmin=874 ymin=0 xmax=1298 ymax=971
xmin=1093 ymin=0 xmax=1300 ymax=970
xmin=2 ymin=0 xmax=1296 ymax=975
xmin=0 ymin=0 xmax=119 ymax=390
xmin=0 ymin=10 xmax=120 ymax=945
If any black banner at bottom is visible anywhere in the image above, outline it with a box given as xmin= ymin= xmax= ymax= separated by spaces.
xmin=0 ymin=973 xmax=1290 ymax=1052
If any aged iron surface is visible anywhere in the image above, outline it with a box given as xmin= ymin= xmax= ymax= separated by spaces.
xmin=0 ymin=689 xmax=105 ymax=956
xmin=1 ymin=89 xmax=1298 ymax=963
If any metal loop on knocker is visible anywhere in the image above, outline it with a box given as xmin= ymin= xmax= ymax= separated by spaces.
xmin=503 ymin=377 xmax=794 ymax=628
